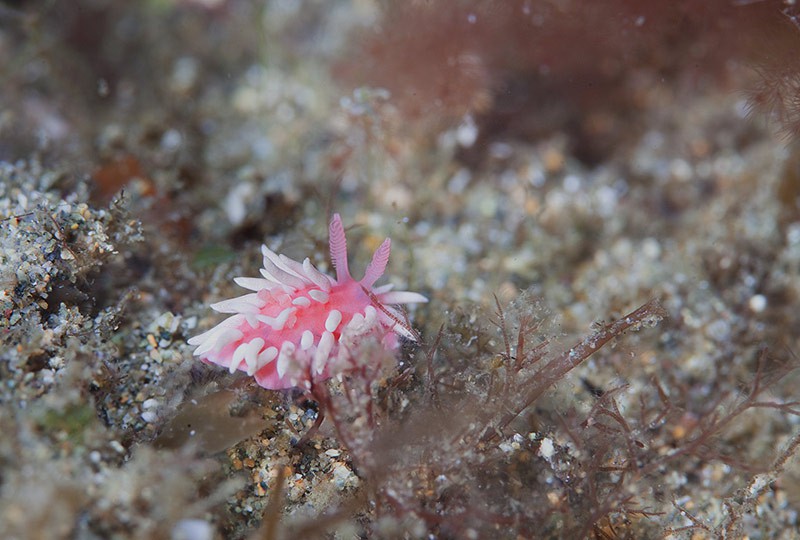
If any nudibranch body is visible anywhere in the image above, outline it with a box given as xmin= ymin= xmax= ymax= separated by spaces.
xmin=188 ymin=214 xmax=427 ymax=389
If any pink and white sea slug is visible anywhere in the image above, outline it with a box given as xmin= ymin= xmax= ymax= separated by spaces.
xmin=188 ymin=214 xmax=427 ymax=389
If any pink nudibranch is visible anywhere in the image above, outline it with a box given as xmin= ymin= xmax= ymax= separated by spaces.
xmin=188 ymin=214 xmax=427 ymax=389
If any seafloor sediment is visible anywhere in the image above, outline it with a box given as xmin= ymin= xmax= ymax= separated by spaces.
xmin=2 ymin=2 xmax=800 ymax=539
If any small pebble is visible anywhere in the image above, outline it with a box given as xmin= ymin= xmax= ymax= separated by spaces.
xmin=749 ymin=294 xmax=767 ymax=313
